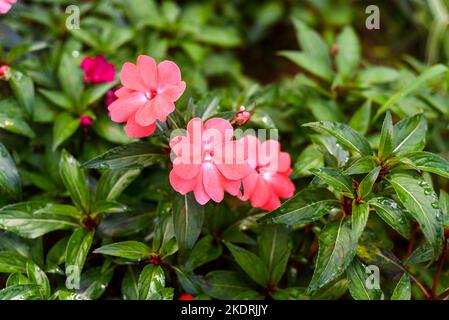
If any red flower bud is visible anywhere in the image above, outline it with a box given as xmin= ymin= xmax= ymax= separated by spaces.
xmin=79 ymin=115 xmax=93 ymax=127
xmin=231 ymin=106 xmax=251 ymax=126
xmin=104 ymin=88 xmax=119 ymax=107
xmin=178 ymin=294 xmax=195 ymax=300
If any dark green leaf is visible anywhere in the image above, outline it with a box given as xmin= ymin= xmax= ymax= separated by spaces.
xmin=307 ymin=220 xmax=357 ymax=294
xmin=26 ymin=262 xmax=50 ymax=299
xmin=52 ymin=112 xmax=80 ymax=151
xmin=347 ymin=259 xmax=383 ymax=300
xmin=0 ymin=252 xmax=29 ymax=273
xmin=205 ymin=271 xmax=254 ymax=300
xmin=335 ymin=26 xmax=360 ymax=77
xmin=137 ymin=264 xmax=165 ymax=300
xmin=388 ymin=173 xmax=443 ymax=258
xmin=60 ymin=150 xmax=91 ymax=213
xmin=378 ymin=111 xmax=394 ymax=160
xmin=312 ymin=167 xmax=354 ymax=194
xmin=0 ymin=143 xmax=21 ymax=200
xmin=393 ymin=114 xmax=427 ymax=155
xmin=225 ymin=242 xmax=268 ymax=287
xmin=260 ymin=188 xmax=338 ymax=225
xmin=357 ymin=167 xmax=380 ymax=199
xmin=96 ymin=169 xmax=141 ymax=201
xmin=369 ymin=197 xmax=411 ymax=239
xmin=304 ymin=121 xmax=372 ymax=156
xmin=184 ymin=235 xmax=222 ymax=272
xmin=349 ymin=100 xmax=371 ymax=135
xmin=65 ymin=228 xmax=94 ymax=280
xmin=94 ymin=241 xmax=151 ymax=260
xmin=0 ymin=284 xmax=41 ymax=300
xmin=406 ymin=151 xmax=449 ymax=179
xmin=352 ymin=202 xmax=369 ymax=241
xmin=9 ymin=69 xmax=35 ymax=116
xmin=82 ymin=142 xmax=163 ymax=170
xmin=172 ymin=193 xmax=204 ymax=254
xmin=391 ymin=273 xmax=411 ymax=300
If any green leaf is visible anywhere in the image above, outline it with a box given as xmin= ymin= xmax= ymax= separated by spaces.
xmin=184 ymin=235 xmax=222 ymax=273
xmin=39 ymin=89 xmax=73 ymax=111
xmin=375 ymin=64 xmax=447 ymax=119
xmin=279 ymin=51 xmax=333 ymax=81
xmin=193 ymin=26 xmax=242 ymax=48
xmin=205 ymin=271 xmax=255 ymax=300
xmin=369 ymin=197 xmax=411 ymax=239
xmin=258 ymin=225 xmax=291 ymax=285
xmin=406 ymin=151 xmax=449 ymax=179
xmin=6 ymin=273 xmax=30 ymax=287
xmin=81 ymin=82 xmax=116 ymax=110
xmin=9 ymin=69 xmax=35 ymax=116
xmin=91 ymin=200 xmax=127 ymax=215
xmin=356 ymin=66 xmax=399 ymax=84
xmin=344 ymin=156 xmax=377 ymax=175
xmin=121 ymin=267 xmax=139 ymax=300
xmin=352 ymin=202 xmax=370 ymax=241
xmin=312 ymin=167 xmax=354 ymax=194
xmin=0 ymin=143 xmax=21 ymax=200
xmin=65 ymin=228 xmax=94 ymax=280
xmin=79 ymin=264 xmax=114 ymax=300
xmin=46 ymin=236 xmax=69 ymax=273
xmin=388 ymin=173 xmax=443 ymax=258
xmin=347 ymin=258 xmax=383 ymax=300
xmin=60 ymin=150 xmax=91 ymax=213
xmin=304 ymin=121 xmax=372 ymax=156
xmin=91 ymin=113 xmax=135 ymax=145
xmin=96 ymin=169 xmax=141 ymax=201
xmin=82 ymin=142 xmax=163 ymax=170
xmin=292 ymin=18 xmax=331 ymax=68
xmin=393 ymin=114 xmax=427 ymax=155
xmin=391 ymin=273 xmax=411 ymax=300
xmin=225 ymin=242 xmax=268 ymax=287
xmin=307 ymin=220 xmax=357 ymax=294
xmin=357 ymin=167 xmax=381 ymax=199
xmin=349 ymin=100 xmax=371 ymax=136
xmin=26 ymin=262 xmax=50 ymax=299
xmin=0 ymin=284 xmax=42 ymax=300
xmin=0 ymin=252 xmax=29 ymax=273
xmin=137 ymin=264 xmax=166 ymax=300
xmin=58 ymin=53 xmax=83 ymax=107
xmin=0 ymin=202 xmax=81 ymax=238
xmin=378 ymin=111 xmax=394 ymax=160
xmin=260 ymin=188 xmax=338 ymax=225
xmin=335 ymin=26 xmax=360 ymax=77
xmin=172 ymin=193 xmax=204 ymax=254
xmin=52 ymin=112 xmax=80 ymax=151
xmin=293 ymin=144 xmax=324 ymax=178
xmin=94 ymin=241 xmax=151 ymax=260
xmin=0 ymin=113 xmax=36 ymax=138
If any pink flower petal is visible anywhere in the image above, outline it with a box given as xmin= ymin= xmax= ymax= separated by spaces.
xmin=278 ymin=152 xmax=291 ymax=173
xmin=157 ymin=60 xmax=182 ymax=91
xmin=187 ymin=117 xmax=203 ymax=140
xmin=108 ymin=92 xmax=146 ymax=123
xmin=223 ymin=179 xmax=242 ymax=197
xmin=137 ymin=55 xmax=157 ymax=89
xmin=216 ymin=162 xmax=251 ymax=180
xmin=135 ymin=100 xmax=157 ymax=127
xmin=193 ymin=169 xmax=210 ymax=205
xmin=204 ymin=118 xmax=234 ymax=142
xmin=172 ymin=163 xmax=201 ymax=180
xmin=261 ymin=193 xmax=281 ymax=211
xmin=124 ymin=115 xmax=156 ymax=138
xmin=121 ymin=62 xmax=148 ymax=92
xmin=169 ymin=170 xmax=197 ymax=195
xmin=250 ymin=175 xmax=271 ymax=208
xmin=202 ymin=163 xmax=225 ymax=203
xmin=240 ymin=171 xmax=258 ymax=201
xmin=162 ymin=81 xmax=186 ymax=101
xmin=267 ymin=173 xmax=295 ymax=199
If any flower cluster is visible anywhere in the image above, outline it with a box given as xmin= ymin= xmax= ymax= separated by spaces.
xmin=108 ymin=55 xmax=294 ymax=210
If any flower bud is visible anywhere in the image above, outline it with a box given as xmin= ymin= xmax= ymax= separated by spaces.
xmin=0 ymin=65 xmax=11 ymax=81
xmin=231 ymin=106 xmax=251 ymax=126
xmin=79 ymin=115 xmax=93 ymax=127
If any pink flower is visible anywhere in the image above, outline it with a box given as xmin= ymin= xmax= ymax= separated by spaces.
xmin=0 ymin=0 xmax=16 ymax=14
xmin=231 ymin=106 xmax=251 ymax=126
xmin=0 ymin=65 xmax=11 ymax=80
xmin=104 ymin=89 xmax=118 ymax=107
xmin=169 ymin=118 xmax=251 ymax=205
xmin=81 ymin=55 xmax=115 ymax=84
xmin=79 ymin=115 xmax=93 ymax=127
xmin=108 ymin=55 xmax=186 ymax=138
xmin=178 ymin=294 xmax=195 ymax=300
xmin=238 ymin=136 xmax=295 ymax=211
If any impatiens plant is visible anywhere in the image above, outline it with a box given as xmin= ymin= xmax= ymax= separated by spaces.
xmin=1 ymin=0 xmax=449 ymax=301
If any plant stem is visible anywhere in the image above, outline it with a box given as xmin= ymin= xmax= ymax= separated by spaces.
xmin=431 ymin=235 xmax=448 ymax=297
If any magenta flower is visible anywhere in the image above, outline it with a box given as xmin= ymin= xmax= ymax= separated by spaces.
xmin=169 ymin=118 xmax=252 ymax=205
xmin=108 ymin=55 xmax=186 ymax=138
xmin=231 ymin=106 xmax=251 ymax=126
xmin=0 ymin=65 xmax=10 ymax=80
xmin=81 ymin=55 xmax=115 ymax=84
xmin=238 ymin=135 xmax=295 ymax=211
xmin=0 ymin=0 xmax=16 ymax=14
xmin=104 ymin=89 xmax=118 ymax=107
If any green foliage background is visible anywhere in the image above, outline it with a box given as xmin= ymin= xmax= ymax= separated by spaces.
xmin=0 ymin=0 xmax=449 ymax=300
